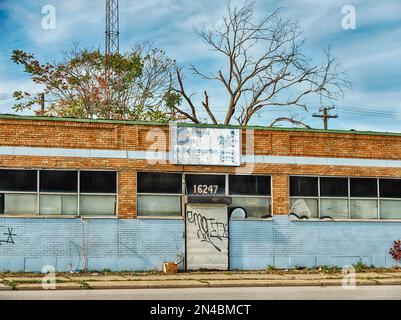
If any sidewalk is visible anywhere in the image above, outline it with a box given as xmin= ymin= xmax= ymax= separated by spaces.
xmin=2 ymin=269 xmax=401 ymax=290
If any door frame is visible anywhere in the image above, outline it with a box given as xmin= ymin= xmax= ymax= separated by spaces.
xmin=184 ymin=202 xmax=230 ymax=271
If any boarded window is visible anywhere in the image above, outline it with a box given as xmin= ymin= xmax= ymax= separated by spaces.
xmin=79 ymin=195 xmax=116 ymax=215
xmin=137 ymin=195 xmax=181 ymax=216
xmin=229 ymin=197 xmax=271 ymax=218
xmin=320 ymin=199 xmax=348 ymax=219
xmin=350 ymin=199 xmax=377 ymax=219
xmin=39 ymin=195 xmax=78 ymax=215
xmin=290 ymin=198 xmax=318 ymax=218
xmin=4 ymin=194 xmax=37 ymax=214
xmin=380 ymin=200 xmax=401 ymax=219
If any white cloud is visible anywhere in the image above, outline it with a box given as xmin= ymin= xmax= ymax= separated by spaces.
xmin=0 ymin=0 xmax=400 ymax=131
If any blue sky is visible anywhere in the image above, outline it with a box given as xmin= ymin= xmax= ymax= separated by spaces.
xmin=0 ymin=0 xmax=400 ymax=131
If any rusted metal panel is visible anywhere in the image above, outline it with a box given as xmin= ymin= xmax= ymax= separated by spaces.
xmin=185 ymin=204 xmax=228 ymax=270
xmin=186 ymin=195 xmax=232 ymax=205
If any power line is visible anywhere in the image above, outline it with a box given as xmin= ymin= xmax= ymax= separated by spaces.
xmin=335 ymin=105 xmax=401 ymax=118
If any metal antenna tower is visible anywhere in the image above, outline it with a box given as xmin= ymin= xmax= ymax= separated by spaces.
xmin=105 ymin=0 xmax=120 ymax=55
xmin=105 ymin=0 xmax=119 ymax=115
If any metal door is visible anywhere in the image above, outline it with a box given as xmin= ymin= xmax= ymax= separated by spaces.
xmin=185 ymin=204 xmax=228 ymax=270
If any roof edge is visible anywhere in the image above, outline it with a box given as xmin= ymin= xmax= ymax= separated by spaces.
xmin=1 ymin=113 xmax=400 ymax=137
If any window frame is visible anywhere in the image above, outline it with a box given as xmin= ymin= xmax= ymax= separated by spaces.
xmin=0 ymin=168 xmax=118 ymax=217
xmin=288 ymin=175 xmax=401 ymax=220
xmin=228 ymin=173 xmax=272 ymax=219
xmin=136 ymin=171 xmax=184 ymax=218
xmin=136 ymin=172 xmax=272 ymax=219
xmin=228 ymin=174 xmax=272 ymax=197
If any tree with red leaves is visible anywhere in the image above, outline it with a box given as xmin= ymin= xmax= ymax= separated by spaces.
xmin=389 ymin=240 xmax=401 ymax=262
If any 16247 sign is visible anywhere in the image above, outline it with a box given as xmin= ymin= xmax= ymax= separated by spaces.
xmin=186 ymin=174 xmax=225 ymax=196
xmin=192 ymin=184 xmax=219 ymax=195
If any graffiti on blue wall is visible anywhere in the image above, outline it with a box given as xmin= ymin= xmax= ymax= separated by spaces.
xmin=0 ymin=226 xmax=16 ymax=245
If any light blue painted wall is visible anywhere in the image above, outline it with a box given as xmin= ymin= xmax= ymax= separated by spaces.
xmin=229 ymin=216 xmax=401 ymax=269
xmin=1 ymin=216 xmax=401 ymax=272
xmin=0 ymin=218 xmax=184 ymax=272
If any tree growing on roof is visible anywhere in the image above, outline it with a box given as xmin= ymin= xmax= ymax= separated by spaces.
xmin=171 ymin=2 xmax=353 ymax=126
xmin=11 ymin=42 xmax=181 ymax=122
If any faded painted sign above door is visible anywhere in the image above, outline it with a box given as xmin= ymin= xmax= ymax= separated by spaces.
xmin=186 ymin=204 xmax=228 ymax=270
xmin=170 ymin=125 xmax=241 ymax=166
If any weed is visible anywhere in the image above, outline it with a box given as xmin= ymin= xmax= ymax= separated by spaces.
xmin=2 ymin=280 xmax=17 ymax=290
xmin=265 ymin=265 xmax=279 ymax=273
xmin=352 ymin=261 xmax=372 ymax=273
xmin=316 ymin=266 xmax=342 ymax=274
xmin=75 ymin=280 xmax=90 ymax=289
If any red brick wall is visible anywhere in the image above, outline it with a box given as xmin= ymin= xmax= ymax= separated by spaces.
xmin=1 ymin=118 xmax=401 ymax=218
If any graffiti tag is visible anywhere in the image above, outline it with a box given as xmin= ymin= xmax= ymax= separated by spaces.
xmin=0 ymin=227 xmax=16 ymax=245
xmin=186 ymin=210 xmax=228 ymax=252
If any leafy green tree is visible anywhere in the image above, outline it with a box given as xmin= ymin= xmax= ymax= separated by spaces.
xmin=11 ymin=43 xmax=180 ymax=122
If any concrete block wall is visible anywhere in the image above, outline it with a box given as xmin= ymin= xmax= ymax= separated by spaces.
xmin=1 ymin=216 xmax=401 ymax=272
xmin=0 ymin=218 xmax=184 ymax=272
xmin=229 ymin=216 xmax=401 ymax=270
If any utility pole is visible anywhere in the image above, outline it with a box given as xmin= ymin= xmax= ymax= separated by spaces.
xmin=312 ymin=106 xmax=338 ymax=130
xmin=105 ymin=0 xmax=120 ymax=116
xmin=37 ymin=93 xmax=45 ymax=116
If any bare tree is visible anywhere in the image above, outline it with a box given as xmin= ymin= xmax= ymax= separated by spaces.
xmin=172 ymin=2 xmax=352 ymax=126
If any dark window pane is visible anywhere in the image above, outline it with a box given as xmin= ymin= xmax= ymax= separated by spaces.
xmin=350 ymin=178 xmax=377 ymax=197
xmin=137 ymin=172 xmax=181 ymax=194
xmin=0 ymin=169 xmax=37 ymax=192
xmin=186 ymin=174 xmax=225 ymax=195
xmin=80 ymin=171 xmax=116 ymax=194
xmin=380 ymin=179 xmax=401 ymax=198
xmin=320 ymin=177 xmax=348 ymax=197
xmin=290 ymin=176 xmax=318 ymax=197
xmin=229 ymin=175 xmax=271 ymax=196
xmin=40 ymin=171 xmax=78 ymax=192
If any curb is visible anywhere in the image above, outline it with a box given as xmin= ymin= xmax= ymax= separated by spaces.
xmin=0 ymin=285 xmax=13 ymax=291
xmin=7 ymin=279 xmax=401 ymax=291
xmin=4 ymin=280 xmax=401 ymax=291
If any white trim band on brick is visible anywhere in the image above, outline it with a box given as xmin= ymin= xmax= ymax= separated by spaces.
xmin=0 ymin=146 xmax=401 ymax=168
xmin=241 ymin=155 xmax=401 ymax=168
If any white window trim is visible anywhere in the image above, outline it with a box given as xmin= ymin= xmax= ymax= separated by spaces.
xmin=289 ymin=175 xmax=401 ymax=221
xmin=0 ymin=168 xmax=118 ymax=217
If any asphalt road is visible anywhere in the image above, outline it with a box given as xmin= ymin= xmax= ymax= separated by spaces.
xmin=0 ymin=286 xmax=401 ymax=300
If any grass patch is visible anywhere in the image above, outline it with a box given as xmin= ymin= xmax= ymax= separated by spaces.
xmin=316 ymin=266 xmax=342 ymax=274
xmin=2 ymin=280 xmax=17 ymax=290
xmin=74 ymin=280 xmax=90 ymax=289
xmin=265 ymin=265 xmax=279 ymax=273
xmin=352 ymin=261 xmax=374 ymax=273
